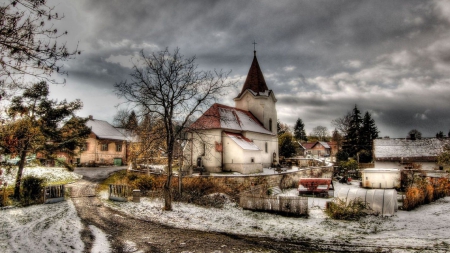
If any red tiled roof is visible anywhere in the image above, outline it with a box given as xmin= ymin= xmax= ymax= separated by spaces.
xmin=237 ymin=54 xmax=269 ymax=97
xmin=189 ymin=103 xmax=273 ymax=135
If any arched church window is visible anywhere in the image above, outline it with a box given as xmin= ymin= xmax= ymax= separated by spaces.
xmin=269 ymin=118 xmax=273 ymax=132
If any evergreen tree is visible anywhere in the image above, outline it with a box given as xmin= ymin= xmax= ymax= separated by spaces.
xmin=0 ymin=82 xmax=90 ymax=199
xmin=436 ymin=131 xmax=444 ymax=139
xmin=293 ymin=118 xmax=307 ymax=142
xmin=278 ymin=132 xmax=298 ymax=158
xmin=361 ymin=112 xmax=379 ymax=148
xmin=343 ymin=105 xmax=363 ymax=158
xmin=126 ymin=110 xmax=139 ymax=131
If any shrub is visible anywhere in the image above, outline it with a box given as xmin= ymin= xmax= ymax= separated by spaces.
xmin=21 ymin=175 xmax=45 ymax=206
xmin=325 ymin=198 xmax=368 ymax=220
xmin=403 ymin=177 xmax=450 ymax=210
xmin=131 ymin=175 xmax=155 ymax=193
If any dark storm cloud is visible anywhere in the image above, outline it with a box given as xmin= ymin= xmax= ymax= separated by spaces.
xmin=49 ymin=0 xmax=450 ymax=137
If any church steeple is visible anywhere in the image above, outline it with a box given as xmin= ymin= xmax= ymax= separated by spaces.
xmin=237 ymin=51 xmax=269 ymax=98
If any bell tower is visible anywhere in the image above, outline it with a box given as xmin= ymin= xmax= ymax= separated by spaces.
xmin=234 ymin=48 xmax=277 ymax=134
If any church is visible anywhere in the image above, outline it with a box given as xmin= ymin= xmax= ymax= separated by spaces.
xmin=185 ymin=50 xmax=279 ymax=174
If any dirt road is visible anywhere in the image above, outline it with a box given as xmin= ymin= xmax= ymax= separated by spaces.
xmin=68 ymin=168 xmax=320 ymax=253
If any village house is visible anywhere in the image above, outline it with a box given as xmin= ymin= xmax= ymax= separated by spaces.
xmin=298 ymin=141 xmax=338 ymax=157
xmin=73 ymin=116 xmax=128 ymax=166
xmin=373 ymin=137 xmax=450 ymax=171
xmin=185 ymin=50 xmax=279 ymax=174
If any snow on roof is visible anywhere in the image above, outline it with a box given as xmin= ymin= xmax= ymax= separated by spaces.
xmin=116 ymin=128 xmax=139 ymax=142
xmin=190 ymin=103 xmax=273 ymax=135
xmin=86 ymin=119 xmax=128 ymax=141
xmin=374 ymin=138 xmax=450 ymax=161
xmin=318 ymin=141 xmax=331 ymax=149
xmin=225 ymin=132 xmax=260 ymax=151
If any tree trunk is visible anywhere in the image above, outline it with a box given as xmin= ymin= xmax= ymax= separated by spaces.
xmin=13 ymin=149 xmax=28 ymax=199
xmin=163 ymin=145 xmax=174 ymax=211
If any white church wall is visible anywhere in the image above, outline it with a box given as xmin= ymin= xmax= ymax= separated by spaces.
xmin=244 ymin=132 xmax=278 ymax=167
xmin=235 ymin=92 xmax=278 ymax=135
xmin=186 ymin=129 xmax=223 ymax=172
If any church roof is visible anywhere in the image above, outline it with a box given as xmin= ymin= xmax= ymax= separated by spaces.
xmin=189 ymin=103 xmax=274 ymax=135
xmin=237 ymin=53 xmax=269 ymax=98
xmin=225 ymin=132 xmax=260 ymax=150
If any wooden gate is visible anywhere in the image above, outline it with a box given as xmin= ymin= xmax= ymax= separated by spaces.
xmin=44 ymin=185 xmax=65 ymax=204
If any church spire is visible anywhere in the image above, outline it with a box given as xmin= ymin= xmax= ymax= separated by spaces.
xmin=237 ymin=45 xmax=269 ymax=97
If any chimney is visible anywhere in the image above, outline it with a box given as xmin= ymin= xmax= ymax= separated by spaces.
xmin=89 ymin=115 xmax=93 ymax=120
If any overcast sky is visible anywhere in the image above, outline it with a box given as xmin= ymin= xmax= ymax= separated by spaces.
xmin=45 ymin=0 xmax=450 ymax=138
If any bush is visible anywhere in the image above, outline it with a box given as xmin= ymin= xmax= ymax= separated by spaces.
xmin=403 ymin=177 xmax=450 ymax=210
xmin=21 ymin=175 xmax=45 ymax=206
xmin=131 ymin=175 xmax=155 ymax=193
xmin=325 ymin=198 xmax=368 ymax=220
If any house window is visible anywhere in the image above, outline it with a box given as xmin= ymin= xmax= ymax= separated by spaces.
xmin=265 ymin=142 xmax=268 ymax=153
xmin=269 ymin=118 xmax=273 ymax=132
xmin=201 ymin=143 xmax=206 ymax=156
xmin=116 ymin=143 xmax=122 ymax=152
xmin=101 ymin=143 xmax=108 ymax=151
xmin=251 ymin=157 xmax=255 ymax=163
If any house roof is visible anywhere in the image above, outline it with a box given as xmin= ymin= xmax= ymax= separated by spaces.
xmin=300 ymin=141 xmax=332 ymax=150
xmin=116 ymin=128 xmax=139 ymax=142
xmin=189 ymin=103 xmax=274 ymax=135
xmin=318 ymin=141 xmax=331 ymax=149
xmin=225 ymin=132 xmax=260 ymax=151
xmin=374 ymin=138 xmax=450 ymax=161
xmin=86 ymin=119 xmax=128 ymax=141
xmin=236 ymin=53 xmax=269 ymax=98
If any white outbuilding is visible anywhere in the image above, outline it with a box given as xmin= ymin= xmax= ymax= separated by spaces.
xmin=361 ymin=168 xmax=400 ymax=189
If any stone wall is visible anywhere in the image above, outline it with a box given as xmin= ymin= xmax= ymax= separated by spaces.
xmin=188 ymin=166 xmax=333 ymax=190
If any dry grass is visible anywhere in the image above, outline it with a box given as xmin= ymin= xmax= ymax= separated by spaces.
xmin=403 ymin=177 xmax=450 ymax=211
xmin=325 ymin=198 xmax=368 ymax=220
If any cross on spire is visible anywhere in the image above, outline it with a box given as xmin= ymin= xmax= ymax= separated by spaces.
xmin=252 ymin=40 xmax=257 ymax=56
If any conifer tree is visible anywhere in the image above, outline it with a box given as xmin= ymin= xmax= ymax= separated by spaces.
xmin=359 ymin=112 xmax=379 ymax=162
xmin=343 ymin=105 xmax=363 ymax=158
xmin=0 ymin=81 xmax=90 ymax=199
xmin=293 ymin=118 xmax=307 ymax=142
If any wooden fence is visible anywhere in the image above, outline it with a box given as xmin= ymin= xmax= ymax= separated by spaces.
xmin=44 ymin=185 xmax=65 ymax=204
xmin=240 ymin=185 xmax=308 ymax=216
xmin=109 ymin=184 xmax=130 ymax=202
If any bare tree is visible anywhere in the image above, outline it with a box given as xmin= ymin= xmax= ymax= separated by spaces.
xmin=331 ymin=112 xmax=352 ymax=135
xmin=310 ymin=125 xmax=330 ymax=141
xmin=115 ymin=48 xmax=235 ymax=211
xmin=0 ymin=0 xmax=79 ymax=92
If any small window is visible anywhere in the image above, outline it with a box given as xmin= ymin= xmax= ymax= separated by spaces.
xmin=116 ymin=143 xmax=122 ymax=152
xmin=251 ymin=157 xmax=255 ymax=163
xmin=265 ymin=142 xmax=268 ymax=153
xmin=201 ymin=143 xmax=206 ymax=156
xmin=269 ymin=118 xmax=273 ymax=132
xmin=101 ymin=143 xmax=108 ymax=151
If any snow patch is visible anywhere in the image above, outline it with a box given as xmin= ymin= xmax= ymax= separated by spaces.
xmin=0 ymin=200 xmax=84 ymax=253
xmin=89 ymin=225 xmax=111 ymax=253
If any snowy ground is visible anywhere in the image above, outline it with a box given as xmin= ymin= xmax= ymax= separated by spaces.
xmin=2 ymin=167 xmax=450 ymax=252
xmin=101 ymin=189 xmax=450 ymax=252
xmin=1 ymin=166 xmax=82 ymax=187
